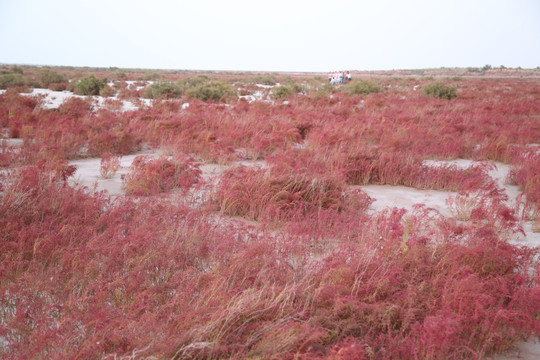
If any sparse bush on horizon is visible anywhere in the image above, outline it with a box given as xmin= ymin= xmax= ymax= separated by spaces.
xmin=139 ymin=71 xmax=163 ymax=81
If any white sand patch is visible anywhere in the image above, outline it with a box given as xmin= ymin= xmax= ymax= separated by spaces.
xmin=11 ymin=88 xmax=151 ymax=112
xmin=256 ymin=84 xmax=275 ymax=89
xmin=362 ymin=159 xmax=540 ymax=248
xmin=121 ymin=98 xmax=152 ymax=111
xmin=492 ymin=337 xmax=540 ymax=360
xmin=237 ymin=159 xmax=268 ymax=168
xmin=238 ymin=90 xmax=268 ymax=102
xmin=69 ymin=151 xmax=267 ymax=198
xmin=126 ymin=80 xmax=153 ymax=91
xmin=360 ymin=184 xmax=454 ymax=217
xmin=422 ymin=159 xmax=521 ymax=202
xmin=200 ymin=163 xmax=227 ymax=181
xmin=0 ymin=138 xmax=23 ymax=149
xmin=238 ymin=94 xmax=257 ymax=102
xmin=69 ymin=151 xmax=158 ymax=195
xmin=27 ymin=88 xmax=84 ymax=109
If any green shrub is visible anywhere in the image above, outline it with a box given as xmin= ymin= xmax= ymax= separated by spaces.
xmin=259 ymin=74 xmax=277 ymax=85
xmin=180 ymin=76 xmax=209 ymax=89
xmin=344 ymin=79 xmax=382 ymax=96
xmin=73 ymin=75 xmax=107 ymax=95
xmin=422 ymin=81 xmax=457 ymax=100
xmin=270 ymin=80 xmax=304 ymax=99
xmin=38 ymin=69 xmax=66 ymax=88
xmin=185 ymin=80 xmax=236 ymax=102
xmin=139 ymin=72 xmax=163 ymax=81
xmin=270 ymin=85 xmax=292 ymax=99
xmin=144 ymin=81 xmax=183 ymax=99
xmin=0 ymin=73 xmax=24 ymax=89
xmin=113 ymin=70 xmax=127 ymax=79
xmin=10 ymin=65 xmax=24 ymax=74
xmin=99 ymin=85 xmax=116 ymax=97
xmin=467 ymin=67 xmax=481 ymax=73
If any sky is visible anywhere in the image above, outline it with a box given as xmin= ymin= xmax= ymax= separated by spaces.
xmin=0 ymin=0 xmax=539 ymax=72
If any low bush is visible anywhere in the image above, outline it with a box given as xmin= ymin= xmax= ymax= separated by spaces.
xmin=144 ymin=81 xmax=183 ymax=99
xmin=72 ymin=75 xmax=108 ymax=95
xmin=123 ymin=154 xmax=201 ymax=196
xmin=113 ymin=70 xmax=127 ymax=79
xmin=422 ymin=81 xmax=457 ymax=100
xmin=0 ymin=73 xmax=24 ymax=89
xmin=270 ymin=84 xmax=295 ymax=99
xmin=344 ymin=79 xmax=382 ymax=95
xmin=270 ymin=81 xmax=304 ymax=99
xmin=259 ymin=74 xmax=277 ymax=85
xmin=37 ymin=68 xmax=66 ymax=88
xmin=139 ymin=71 xmax=163 ymax=81
xmin=48 ymin=82 xmax=68 ymax=91
xmin=98 ymin=85 xmax=116 ymax=97
xmin=185 ymin=80 xmax=236 ymax=102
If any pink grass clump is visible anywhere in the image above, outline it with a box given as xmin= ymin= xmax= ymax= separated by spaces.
xmin=212 ymin=153 xmax=372 ymax=222
xmin=100 ymin=152 xmax=121 ymax=179
xmin=508 ymin=147 xmax=540 ymax=213
xmin=122 ymin=153 xmax=201 ymax=196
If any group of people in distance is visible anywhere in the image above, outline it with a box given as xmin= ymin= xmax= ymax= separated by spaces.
xmin=328 ymin=71 xmax=352 ymax=84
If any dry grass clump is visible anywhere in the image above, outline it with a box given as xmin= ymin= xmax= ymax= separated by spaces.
xmin=123 ymin=154 xmax=201 ymax=196
xmin=100 ymin=152 xmax=121 ymax=179
xmin=212 ymin=160 xmax=372 ymax=223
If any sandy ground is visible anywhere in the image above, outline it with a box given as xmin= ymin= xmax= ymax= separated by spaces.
xmin=0 ymin=138 xmax=23 ymax=151
xmin=490 ymin=338 xmax=540 ymax=360
xmin=69 ymin=151 xmax=159 ymax=195
xmin=361 ymin=184 xmax=454 ymax=217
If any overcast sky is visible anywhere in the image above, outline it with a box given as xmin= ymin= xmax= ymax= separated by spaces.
xmin=0 ymin=0 xmax=538 ymax=72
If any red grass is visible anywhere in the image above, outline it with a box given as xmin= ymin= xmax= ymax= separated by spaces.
xmin=0 ymin=75 xmax=539 ymax=359
xmin=508 ymin=146 xmax=540 ymax=214
xmin=100 ymin=152 xmax=121 ymax=179
xmin=123 ymin=154 xmax=201 ymax=196
xmin=1 ymin=169 xmax=538 ymax=359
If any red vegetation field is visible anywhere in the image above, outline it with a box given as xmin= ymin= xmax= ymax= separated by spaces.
xmin=1 ymin=69 xmax=539 ymax=359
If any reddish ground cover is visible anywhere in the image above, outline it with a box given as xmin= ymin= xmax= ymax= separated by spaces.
xmin=1 ymin=73 xmax=539 ymax=359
